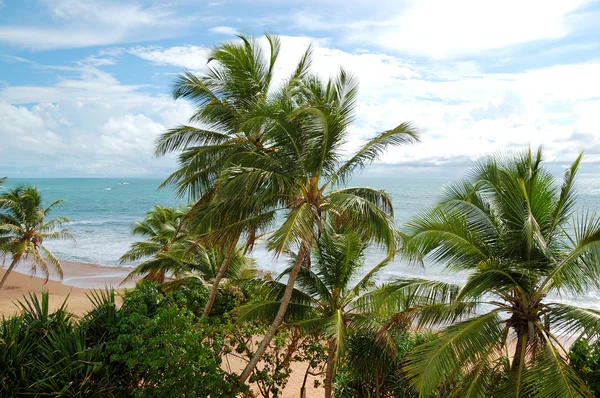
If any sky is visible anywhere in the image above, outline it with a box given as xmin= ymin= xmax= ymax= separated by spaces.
xmin=0 ymin=0 xmax=599 ymax=178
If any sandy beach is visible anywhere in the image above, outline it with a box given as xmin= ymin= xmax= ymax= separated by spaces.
xmin=0 ymin=259 xmax=135 ymax=317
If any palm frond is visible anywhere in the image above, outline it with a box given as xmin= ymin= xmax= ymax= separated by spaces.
xmin=404 ymin=312 xmax=504 ymax=397
xmin=333 ymin=122 xmax=420 ymax=184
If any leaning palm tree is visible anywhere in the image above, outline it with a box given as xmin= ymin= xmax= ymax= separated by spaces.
xmin=0 ymin=185 xmax=73 ymax=290
xmin=238 ymin=229 xmax=410 ymax=398
xmin=155 ymin=33 xmax=313 ymax=317
xmin=216 ymin=69 xmax=420 ymax=382
xmin=401 ymin=148 xmax=600 ymax=397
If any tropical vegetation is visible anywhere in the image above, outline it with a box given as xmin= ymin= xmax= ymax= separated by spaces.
xmin=3 ymin=33 xmax=600 ymax=398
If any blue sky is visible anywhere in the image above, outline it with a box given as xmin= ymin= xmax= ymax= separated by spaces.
xmin=1 ymin=0 xmax=599 ymax=178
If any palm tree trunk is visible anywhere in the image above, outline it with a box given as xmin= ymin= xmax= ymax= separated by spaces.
xmin=239 ymin=244 xmax=310 ymax=383
xmin=324 ymin=338 xmax=336 ymax=398
xmin=0 ymin=255 xmax=21 ymax=291
xmin=202 ymin=239 xmax=239 ymax=317
xmin=511 ymin=332 xmax=527 ymax=373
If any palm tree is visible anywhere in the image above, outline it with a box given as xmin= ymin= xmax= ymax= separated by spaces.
xmin=401 ymin=148 xmax=600 ymax=397
xmin=160 ymin=245 xmax=258 ymax=289
xmin=216 ymin=69 xmax=420 ymax=382
xmin=120 ymin=205 xmax=191 ymax=283
xmin=154 ymin=33 xmax=313 ymax=317
xmin=0 ymin=185 xmax=73 ymax=290
xmin=238 ymin=230 xmax=408 ymax=398
xmin=121 ymin=205 xmax=258 ymax=291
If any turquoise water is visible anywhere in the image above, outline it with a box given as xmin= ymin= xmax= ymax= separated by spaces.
xmin=3 ymin=176 xmax=600 ymax=307
xmin=0 ymin=177 xmax=447 ymax=266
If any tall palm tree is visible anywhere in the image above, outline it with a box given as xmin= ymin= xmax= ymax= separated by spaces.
xmin=401 ymin=148 xmax=600 ymax=397
xmin=0 ymin=185 xmax=73 ymax=290
xmin=238 ymin=230 xmax=409 ymax=398
xmin=216 ymin=69 xmax=420 ymax=382
xmin=154 ymin=33 xmax=313 ymax=317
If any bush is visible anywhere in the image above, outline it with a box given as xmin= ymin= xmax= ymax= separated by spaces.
xmin=0 ymin=291 xmax=122 ymax=397
xmin=108 ymin=300 xmax=235 ymax=397
xmin=0 ymin=282 xmax=237 ymax=397
xmin=333 ymin=330 xmax=435 ymax=398
xmin=105 ymin=281 xmax=236 ymax=397
xmin=569 ymin=338 xmax=600 ymax=396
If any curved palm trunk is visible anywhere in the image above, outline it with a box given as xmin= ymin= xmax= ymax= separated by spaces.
xmin=324 ymin=338 xmax=337 ymax=398
xmin=0 ymin=255 xmax=21 ymax=291
xmin=202 ymin=239 xmax=239 ymax=317
xmin=239 ymin=244 xmax=310 ymax=383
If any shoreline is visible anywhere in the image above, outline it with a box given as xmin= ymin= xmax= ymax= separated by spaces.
xmin=2 ymin=257 xmax=136 ymax=289
xmin=0 ymin=258 xmax=135 ymax=317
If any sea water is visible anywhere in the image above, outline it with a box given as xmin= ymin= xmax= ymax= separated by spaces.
xmin=3 ymin=176 xmax=600 ymax=308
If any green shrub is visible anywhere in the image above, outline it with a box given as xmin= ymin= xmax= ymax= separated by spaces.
xmin=106 ymin=280 xmax=236 ymax=397
xmin=0 ymin=282 xmax=236 ymax=397
xmin=569 ymin=338 xmax=600 ymax=396
xmin=0 ymin=291 xmax=122 ymax=397
xmin=333 ymin=330 xmax=435 ymax=398
xmin=210 ymin=283 xmax=245 ymax=317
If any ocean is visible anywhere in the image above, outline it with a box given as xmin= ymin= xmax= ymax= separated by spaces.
xmin=3 ymin=176 xmax=600 ymax=308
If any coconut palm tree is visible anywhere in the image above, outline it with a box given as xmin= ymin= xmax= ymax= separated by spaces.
xmin=154 ymin=33 xmax=313 ymax=317
xmin=216 ymin=69 xmax=420 ymax=382
xmin=238 ymin=229 xmax=412 ymax=397
xmin=121 ymin=204 xmax=258 ymax=290
xmin=120 ymin=205 xmax=191 ymax=284
xmin=0 ymin=185 xmax=73 ymax=290
xmin=401 ymin=148 xmax=600 ymax=397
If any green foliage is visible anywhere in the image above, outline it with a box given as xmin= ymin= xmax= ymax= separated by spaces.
xmin=224 ymin=320 xmax=326 ymax=398
xmin=0 ymin=291 xmax=123 ymax=397
xmin=108 ymin=299 xmax=234 ymax=397
xmin=209 ymin=283 xmax=245 ymax=316
xmin=333 ymin=330 xmax=436 ymax=398
xmin=0 ymin=282 xmax=241 ymax=397
xmin=569 ymin=338 xmax=600 ymax=396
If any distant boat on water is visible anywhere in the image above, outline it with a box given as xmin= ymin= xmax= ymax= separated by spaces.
xmin=119 ymin=182 xmax=129 ymax=185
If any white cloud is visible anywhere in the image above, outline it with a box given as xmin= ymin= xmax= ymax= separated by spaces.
xmin=123 ymin=35 xmax=600 ymax=170
xmin=293 ymin=0 xmax=596 ymax=58
xmin=129 ymin=45 xmax=211 ymax=70
xmin=209 ymin=26 xmax=238 ymax=35
xmin=0 ymin=0 xmax=183 ymax=49
xmin=0 ymin=59 xmax=194 ymax=176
